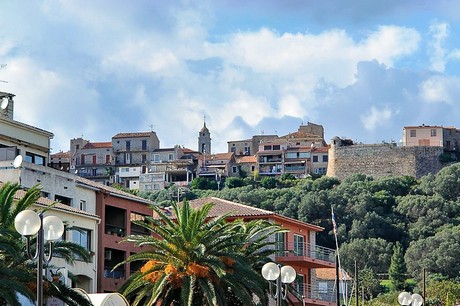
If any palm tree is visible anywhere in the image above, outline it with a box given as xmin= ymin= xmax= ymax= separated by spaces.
xmin=118 ymin=200 xmax=284 ymax=306
xmin=0 ymin=182 xmax=92 ymax=306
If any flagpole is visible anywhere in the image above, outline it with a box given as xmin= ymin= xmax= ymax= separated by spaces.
xmin=332 ymin=206 xmax=346 ymax=306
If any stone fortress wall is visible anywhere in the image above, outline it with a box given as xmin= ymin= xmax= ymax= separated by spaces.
xmin=326 ymin=137 xmax=444 ymax=181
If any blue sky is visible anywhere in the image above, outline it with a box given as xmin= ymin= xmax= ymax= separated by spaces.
xmin=2 ymin=1 xmax=460 ymax=153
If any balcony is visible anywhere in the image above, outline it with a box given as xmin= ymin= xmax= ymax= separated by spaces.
xmin=276 ymin=242 xmax=336 ymax=268
xmin=294 ymin=283 xmax=337 ymax=305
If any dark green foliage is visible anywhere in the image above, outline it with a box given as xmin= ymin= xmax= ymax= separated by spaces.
xmin=190 ymin=177 xmax=218 ymax=190
xmin=224 ymin=177 xmax=245 ymax=188
xmin=259 ymin=177 xmax=278 ymax=189
xmin=388 ymin=242 xmax=407 ymax=291
xmin=137 ymin=163 xmax=460 ymax=296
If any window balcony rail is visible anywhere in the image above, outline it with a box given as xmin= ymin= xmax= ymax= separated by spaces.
xmin=275 ymin=242 xmax=336 ymax=264
xmin=293 ymin=283 xmax=336 ymax=303
xmin=104 ymin=267 xmax=125 ymax=279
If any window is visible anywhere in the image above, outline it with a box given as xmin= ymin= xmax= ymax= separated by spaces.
xmin=81 ymin=154 xmax=85 ymax=165
xmin=105 ymin=155 xmax=111 ymax=164
xmin=230 ymin=147 xmax=236 ymax=153
xmin=72 ymin=228 xmax=91 ymax=259
xmin=312 ymin=156 xmax=318 ymax=162
xmin=92 ymin=168 xmax=97 ymax=176
xmin=125 ymin=153 xmax=131 ymax=164
xmin=232 ymin=166 xmax=237 ymax=173
xmin=299 ymin=152 xmax=310 ymax=158
xmin=126 ymin=140 xmax=131 ymax=151
xmin=92 ymin=155 xmax=96 ymax=164
xmin=25 ymin=152 xmax=45 ymax=166
xmin=431 ymin=129 xmax=437 ymax=137
xmin=251 ymin=165 xmax=255 ymax=171
xmin=315 ymin=167 xmax=327 ymax=174
xmin=286 ymin=152 xmax=297 ymax=159
xmin=168 ymin=153 xmax=174 ymax=161
xmin=322 ymin=155 xmax=328 ymax=162
xmin=264 ymin=145 xmax=271 ymax=151
xmin=275 ymin=232 xmax=286 ymax=256
xmin=153 ymin=154 xmax=160 ymax=162
xmin=410 ymin=130 xmax=416 ymax=137
xmin=273 ymin=145 xmax=280 ymax=150
xmin=244 ymin=146 xmax=250 ymax=155
xmin=294 ymin=234 xmax=305 ymax=256
xmin=142 ymin=154 xmax=147 ymax=163
xmin=79 ymin=200 xmax=87 ymax=211
xmin=294 ymin=274 xmax=305 ymax=296
xmin=142 ymin=140 xmax=147 ymax=150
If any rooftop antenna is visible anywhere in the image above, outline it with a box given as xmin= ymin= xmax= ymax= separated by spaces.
xmin=149 ymin=124 xmax=155 ymax=131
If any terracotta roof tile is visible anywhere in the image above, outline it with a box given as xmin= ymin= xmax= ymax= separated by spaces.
xmin=236 ymin=155 xmax=257 ymax=163
xmin=188 ymin=197 xmax=276 ymax=218
xmin=315 ymin=268 xmax=352 ymax=281
xmin=75 ymin=176 xmax=153 ymax=205
xmin=82 ymin=142 xmax=112 ymax=149
xmin=51 ymin=151 xmax=71 ymax=158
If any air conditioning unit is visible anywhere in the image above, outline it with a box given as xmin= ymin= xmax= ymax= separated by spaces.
xmin=104 ymin=250 xmax=112 ymax=261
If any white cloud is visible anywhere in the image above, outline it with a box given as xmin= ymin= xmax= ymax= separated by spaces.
xmin=419 ymin=75 xmax=460 ymax=104
xmin=428 ymin=22 xmax=449 ymax=72
xmin=361 ymin=106 xmax=393 ymax=131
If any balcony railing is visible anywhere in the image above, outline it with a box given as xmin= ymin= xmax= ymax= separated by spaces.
xmin=294 ymin=283 xmax=336 ymax=303
xmin=276 ymin=242 xmax=336 ymax=264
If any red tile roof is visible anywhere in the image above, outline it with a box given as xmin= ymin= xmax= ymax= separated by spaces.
xmin=82 ymin=142 xmax=112 ymax=149
xmin=186 ymin=197 xmax=324 ymax=231
xmin=236 ymin=155 xmax=257 ymax=163
xmin=188 ymin=197 xmax=276 ymax=218
xmin=51 ymin=151 xmax=70 ymax=158
xmin=75 ymin=176 xmax=153 ymax=205
xmin=315 ymin=268 xmax=352 ymax=281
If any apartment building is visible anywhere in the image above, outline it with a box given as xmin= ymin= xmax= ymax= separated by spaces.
xmin=256 ymin=140 xmax=329 ymax=178
xmin=188 ymin=197 xmax=337 ymax=306
xmin=228 ymin=134 xmax=278 ymax=156
xmin=139 ymin=146 xmax=197 ymax=191
xmin=70 ymin=139 xmax=113 ymax=185
xmin=75 ymin=178 xmax=154 ymax=293
xmin=49 ymin=150 xmax=71 ymax=172
xmin=197 ymin=152 xmax=237 ymax=181
xmin=403 ymin=124 xmax=460 ymax=151
xmin=0 ymin=92 xmax=100 ymax=295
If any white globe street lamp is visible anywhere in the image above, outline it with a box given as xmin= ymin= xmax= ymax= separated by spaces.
xmin=15 ymin=210 xmax=64 ymax=306
xmin=261 ymin=262 xmax=297 ymax=306
xmin=398 ymin=292 xmax=423 ymax=306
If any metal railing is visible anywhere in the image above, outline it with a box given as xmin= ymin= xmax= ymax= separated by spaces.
xmin=296 ymin=283 xmax=336 ymax=302
xmin=275 ymin=242 xmax=336 ymax=264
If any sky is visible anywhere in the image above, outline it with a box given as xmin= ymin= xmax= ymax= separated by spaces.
xmin=2 ymin=1 xmax=460 ymax=154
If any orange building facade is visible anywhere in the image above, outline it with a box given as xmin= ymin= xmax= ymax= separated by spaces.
xmin=189 ymin=197 xmax=337 ymax=306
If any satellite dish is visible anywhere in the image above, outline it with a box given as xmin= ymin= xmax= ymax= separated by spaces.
xmin=13 ymin=155 xmax=23 ymax=168
xmin=0 ymin=97 xmax=8 ymax=110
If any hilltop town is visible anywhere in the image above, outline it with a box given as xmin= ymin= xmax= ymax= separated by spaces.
xmin=2 ymin=91 xmax=460 ymax=305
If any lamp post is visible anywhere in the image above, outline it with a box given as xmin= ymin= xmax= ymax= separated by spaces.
xmin=261 ymin=262 xmax=297 ymax=306
xmin=398 ymin=292 xmax=423 ymax=306
xmin=15 ymin=210 xmax=64 ymax=306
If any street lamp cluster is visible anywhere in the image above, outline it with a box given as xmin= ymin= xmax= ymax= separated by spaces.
xmin=398 ymin=292 xmax=423 ymax=306
xmin=261 ymin=262 xmax=297 ymax=306
xmin=15 ymin=210 xmax=64 ymax=306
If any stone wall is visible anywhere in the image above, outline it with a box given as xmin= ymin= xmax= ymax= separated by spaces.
xmin=327 ymin=139 xmax=444 ymax=180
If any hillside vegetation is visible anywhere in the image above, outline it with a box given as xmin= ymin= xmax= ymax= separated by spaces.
xmin=141 ymin=164 xmax=460 ymax=303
